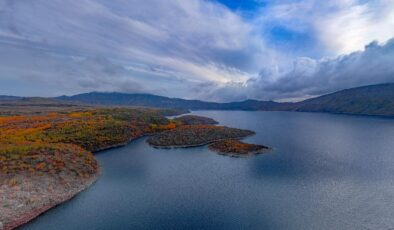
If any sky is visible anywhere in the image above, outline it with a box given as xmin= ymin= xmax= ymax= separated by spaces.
xmin=0 ymin=0 xmax=393 ymax=102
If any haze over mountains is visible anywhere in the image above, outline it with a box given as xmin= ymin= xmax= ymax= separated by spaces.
xmin=2 ymin=83 xmax=394 ymax=117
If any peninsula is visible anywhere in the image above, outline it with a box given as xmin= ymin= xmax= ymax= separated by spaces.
xmin=148 ymin=115 xmax=270 ymax=156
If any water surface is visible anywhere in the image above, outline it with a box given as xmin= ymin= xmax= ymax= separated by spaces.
xmin=22 ymin=111 xmax=394 ymax=230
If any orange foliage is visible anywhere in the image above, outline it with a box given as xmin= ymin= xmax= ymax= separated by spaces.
xmin=160 ymin=122 xmax=177 ymax=129
xmin=35 ymin=162 xmax=46 ymax=170
xmin=68 ymin=111 xmax=93 ymax=118
xmin=0 ymin=108 xmax=174 ymax=174
xmin=0 ymin=116 xmax=25 ymax=125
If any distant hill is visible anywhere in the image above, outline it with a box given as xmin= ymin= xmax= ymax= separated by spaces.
xmin=0 ymin=97 xmax=78 ymax=106
xmin=0 ymin=97 xmax=92 ymax=116
xmin=53 ymin=83 xmax=394 ymax=117
xmin=292 ymin=83 xmax=394 ymax=116
xmin=0 ymin=95 xmax=22 ymax=101
xmin=56 ymin=92 xmax=282 ymax=110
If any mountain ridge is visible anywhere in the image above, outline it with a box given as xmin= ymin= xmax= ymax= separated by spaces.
xmin=4 ymin=83 xmax=394 ymax=117
xmin=55 ymin=91 xmax=283 ymax=110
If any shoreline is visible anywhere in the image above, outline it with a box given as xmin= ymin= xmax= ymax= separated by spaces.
xmin=5 ymin=135 xmax=150 ymax=230
xmin=92 ymin=134 xmax=155 ymax=153
xmin=2 ymin=171 xmax=99 ymax=230
xmin=5 ymin=134 xmax=253 ymax=230
xmin=3 ymin=173 xmax=99 ymax=230
xmin=4 ymin=134 xmax=161 ymax=230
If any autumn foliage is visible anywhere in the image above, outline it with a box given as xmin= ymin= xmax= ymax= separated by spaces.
xmin=0 ymin=108 xmax=176 ymax=175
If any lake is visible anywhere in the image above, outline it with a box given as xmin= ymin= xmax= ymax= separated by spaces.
xmin=21 ymin=111 xmax=394 ymax=230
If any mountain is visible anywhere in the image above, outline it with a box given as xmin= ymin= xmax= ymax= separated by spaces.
xmin=56 ymin=92 xmax=282 ymax=110
xmin=292 ymin=83 xmax=394 ymax=116
xmin=54 ymin=83 xmax=394 ymax=117
xmin=0 ymin=97 xmax=80 ymax=106
xmin=0 ymin=95 xmax=22 ymax=101
xmin=57 ymin=92 xmax=219 ymax=109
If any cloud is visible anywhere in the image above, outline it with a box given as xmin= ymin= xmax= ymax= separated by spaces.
xmin=0 ymin=0 xmax=393 ymax=102
xmin=203 ymin=38 xmax=394 ymax=101
xmin=255 ymin=0 xmax=394 ymax=55
xmin=0 ymin=0 xmax=279 ymax=97
xmin=0 ymin=43 xmax=147 ymax=96
xmin=0 ymin=0 xmax=272 ymax=74
xmin=314 ymin=0 xmax=394 ymax=55
xmin=265 ymin=38 xmax=394 ymax=99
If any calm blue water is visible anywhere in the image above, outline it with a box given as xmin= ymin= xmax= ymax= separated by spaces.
xmin=22 ymin=111 xmax=394 ymax=230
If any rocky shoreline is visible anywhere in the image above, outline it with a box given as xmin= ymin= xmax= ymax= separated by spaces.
xmin=0 ymin=143 xmax=99 ymax=230
xmin=0 ymin=171 xmax=98 ymax=230
xmin=0 ymin=135 xmax=156 ymax=230
xmin=1 ymin=135 xmax=146 ymax=230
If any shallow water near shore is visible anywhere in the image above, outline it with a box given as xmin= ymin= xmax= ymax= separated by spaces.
xmin=21 ymin=111 xmax=394 ymax=230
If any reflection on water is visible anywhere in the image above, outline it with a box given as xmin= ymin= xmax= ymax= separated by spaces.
xmin=22 ymin=111 xmax=394 ymax=230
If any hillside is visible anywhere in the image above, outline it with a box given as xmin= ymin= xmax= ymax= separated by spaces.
xmin=56 ymin=92 xmax=218 ymax=109
xmin=293 ymin=83 xmax=394 ymax=116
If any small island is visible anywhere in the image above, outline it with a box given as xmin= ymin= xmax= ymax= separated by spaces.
xmin=209 ymin=140 xmax=270 ymax=157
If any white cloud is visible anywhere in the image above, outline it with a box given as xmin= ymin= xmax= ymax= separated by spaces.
xmin=317 ymin=0 xmax=394 ymax=54
xmin=256 ymin=0 xmax=394 ymax=55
